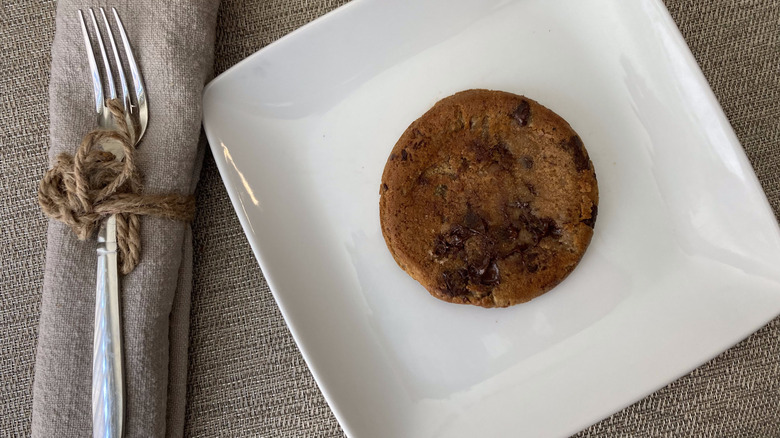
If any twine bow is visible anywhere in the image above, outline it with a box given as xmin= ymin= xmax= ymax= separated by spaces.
xmin=38 ymin=99 xmax=195 ymax=274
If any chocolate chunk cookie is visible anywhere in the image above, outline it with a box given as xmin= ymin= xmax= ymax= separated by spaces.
xmin=379 ymin=89 xmax=598 ymax=308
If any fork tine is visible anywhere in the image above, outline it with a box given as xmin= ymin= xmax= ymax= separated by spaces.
xmin=78 ymin=10 xmax=103 ymax=114
xmin=99 ymin=8 xmax=129 ymax=111
xmin=112 ymin=8 xmax=148 ymax=141
xmin=88 ymin=9 xmax=116 ymax=100
xmin=112 ymin=10 xmax=148 ymax=127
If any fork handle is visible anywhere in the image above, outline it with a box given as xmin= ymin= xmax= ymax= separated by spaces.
xmin=93 ymin=214 xmax=124 ymax=438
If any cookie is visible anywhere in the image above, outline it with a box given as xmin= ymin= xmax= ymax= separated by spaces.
xmin=379 ymin=89 xmax=598 ymax=308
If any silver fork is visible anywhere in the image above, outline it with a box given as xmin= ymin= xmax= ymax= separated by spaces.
xmin=78 ymin=7 xmax=148 ymax=438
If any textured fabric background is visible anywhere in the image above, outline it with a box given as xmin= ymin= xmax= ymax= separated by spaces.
xmin=1 ymin=0 xmax=778 ymax=437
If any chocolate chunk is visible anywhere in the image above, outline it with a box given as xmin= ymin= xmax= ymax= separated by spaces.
xmin=508 ymin=242 xmax=530 ymax=257
xmin=464 ymin=209 xmax=487 ymax=233
xmin=382 ymin=183 xmax=388 ymax=191
xmin=459 ymin=157 xmax=470 ymax=173
xmin=511 ymin=100 xmax=531 ymax=127
xmin=470 ymin=139 xmax=492 ymax=163
xmin=521 ymin=256 xmax=541 ymax=272
xmin=521 ymin=252 xmax=539 ymax=273
xmin=471 ymin=139 xmax=517 ymax=169
xmin=528 ymin=217 xmax=556 ymax=243
xmin=401 ymin=149 xmax=409 ymax=161
xmin=410 ymin=129 xmax=428 ymax=150
xmin=434 ymin=238 xmax=449 ymax=257
xmin=442 ymin=269 xmax=469 ymax=297
xmin=434 ymin=234 xmax=455 ymax=257
xmin=464 ymin=209 xmax=480 ymax=229
xmin=467 ymin=255 xmax=491 ymax=282
xmin=495 ymin=141 xmax=515 ymax=164
xmin=504 ymin=225 xmax=519 ymax=241
xmin=582 ymin=204 xmax=598 ymax=228
xmin=562 ymin=136 xmax=590 ymax=172
xmin=447 ymin=227 xmax=468 ymax=246
xmin=508 ymin=203 xmax=560 ymax=246
xmin=543 ymin=218 xmax=557 ymax=235
xmin=434 ymin=225 xmax=474 ymax=257
xmin=522 ymin=156 xmax=534 ymax=169
xmin=525 ymin=182 xmax=537 ymax=196
xmin=480 ymin=260 xmax=500 ymax=286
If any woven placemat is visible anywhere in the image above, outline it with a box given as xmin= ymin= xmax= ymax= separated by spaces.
xmin=1 ymin=0 xmax=777 ymax=437
xmin=1 ymin=0 xmax=56 ymax=435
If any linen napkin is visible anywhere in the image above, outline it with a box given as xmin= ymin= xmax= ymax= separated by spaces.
xmin=32 ymin=1 xmax=219 ymax=437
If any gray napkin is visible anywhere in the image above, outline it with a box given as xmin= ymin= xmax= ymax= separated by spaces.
xmin=32 ymin=1 xmax=219 ymax=437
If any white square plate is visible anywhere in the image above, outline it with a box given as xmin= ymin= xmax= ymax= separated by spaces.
xmin=202 ymin=0 xmax=780 ymax=436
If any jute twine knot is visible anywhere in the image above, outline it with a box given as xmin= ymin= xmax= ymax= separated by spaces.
xmin=38 ymin=99 xmax=196 ymax=274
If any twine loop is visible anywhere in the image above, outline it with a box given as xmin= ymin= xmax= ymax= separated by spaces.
xmin=38 ymin=99 xmax=195 ymax=274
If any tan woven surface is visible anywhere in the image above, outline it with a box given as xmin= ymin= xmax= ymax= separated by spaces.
xmin=1 ymin=0 xmax=778 ymax=437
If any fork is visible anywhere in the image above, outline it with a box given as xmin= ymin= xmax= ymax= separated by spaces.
xmin=78 ymin=7 xmax=148 ymax=438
